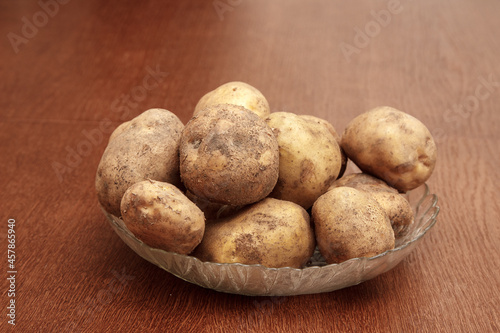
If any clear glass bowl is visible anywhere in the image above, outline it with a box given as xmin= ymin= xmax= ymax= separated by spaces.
xmin=103 ymin=183 xmax=439 ymax=296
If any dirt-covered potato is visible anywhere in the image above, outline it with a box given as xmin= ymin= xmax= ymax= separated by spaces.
xmin=312 ymin=187 xmax=395 ymax=263
xmin=180 ymin=104 xmax=279 ymax=206
xmin=96 ymin=108 xmax=184 ymax=216
xmin=192 ymin=198 xmax=315 ymax=268
xmin=185 ymin=191 xmax=243 ymax=220
xmin=330 ymin=173 xmax=414 ymax=237
xmin=265 ymin=112 xmax=343 ymax=209
xmin=120 ymin=180 xmax=205 ymax=254
xmin=194 ymin=81 xmax=270 ymax=119
xmin=300 ymin=114 xmax=348 ymax=179
xmin=340 ymin=106 xmax=437 ymax=192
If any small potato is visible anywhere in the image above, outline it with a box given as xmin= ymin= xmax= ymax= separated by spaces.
xmin=180 ymin=104 xmax=279 ymax=206
xmin=194 ymin=81 xmax=270 ymax=119
xmin=265 ymin=112 xmax=343 ymax=209
xmin=192 ymin=198 xmax=315 ymax=268
xmin=340 ymin=106 xmax=437 ymax=192
xmin=312 ymin=187 xmax=395 ymax=264
xmin=96 ymin=108 xmax=184 ymax=216
xmin=330 ymin=173 xmax=414 ymax=237
xmin=120 ymin=180 xmax=205 ymax=254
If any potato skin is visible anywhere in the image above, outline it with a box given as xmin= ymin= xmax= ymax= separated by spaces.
xmin=108 ymin=120 xmax=131 ymax=143
xmin=300 ymin=115 xmax=348 ymax=179
xmin=340 ymin=106 xmax=437 ymax=192
xmin=120 ymin=180 xmax=205 ymax=254
xmin=194 ymin=81 xmax=270 ymax=119
xmin=312 ymin=187 xmax=395 ymax=264
xmin=180 ymin=104 xmax=279 ymax=206
xmin=185 ymin=190 xmax=243 ymax=220
xmin=96 ymin=108 xmax=184 ymax=216
xmin=192 ymin=198 xmax=315 ymax=268
xmin=330 ymin=173 xmax=414 ymax=237
xmin=265 ymin=112 xmax=342 ymax=209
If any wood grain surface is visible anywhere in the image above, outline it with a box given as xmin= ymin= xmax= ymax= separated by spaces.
xmin=1 ymin=0 xmax=499 ymax=332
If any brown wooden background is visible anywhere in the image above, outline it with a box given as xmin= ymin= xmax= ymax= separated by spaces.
xmin=1 ymin=0 xmax=499 ymax=332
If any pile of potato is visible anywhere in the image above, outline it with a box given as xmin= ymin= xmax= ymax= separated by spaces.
xmin=96 ymin=81 xmax=437 ymax=268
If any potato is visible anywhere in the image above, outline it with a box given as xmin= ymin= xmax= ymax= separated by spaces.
xmin=180 ymin=104 xmax=279 ymax=206
xmin=312 ymin=187 xmax=395 ymax=264
xmin=95 ymin=108 xmax=184 ymax=216
xmin=330 ymin=173 xmax=414 ymax=237
xmin=194 ymin=81 xmax=270 ymax=119
xmin=185 ymin=191 xmax=243 ymax=220
xmin=340 ymin=106 xmax=437 ymax=192
xmin=300 ymin=115 xmax=348 ymax=179
xmin=192 ymin=198 xmax=315 ymax=268
xmin=265 ymin=112 xmax=343 ymax=209
xmin=120 ymin=180 xmax=205 ymax=254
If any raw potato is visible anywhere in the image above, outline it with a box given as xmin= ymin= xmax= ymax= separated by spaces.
xmin=96 ymin=108 xmax=184 ymax=216
xmin=192 ymin=198 xmax=315 ymax=268
xmin=194 ymin=81 xmax=271 ymax=119
xmin=312 ymin=187 xmax=395 ymax=264
xmin=330 ymin=173 xmax=414 ymax=237
xmin=300 ymin=115 xmax=348 ymax=179
xmin=185 ymin=191 xmax=243 ymax=220
xmin=340 ymin=106 xmax=437 ymax=192
xmin=265 ymin=112 xmax=343 ymax=209
xmin=120 ymin=180 xmax=205 ymax=254
xmin=180 ymin=104 xmax=279 ymax=206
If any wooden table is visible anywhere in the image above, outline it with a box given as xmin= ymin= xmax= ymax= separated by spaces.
xmin=2 ymin=0 xmax=499 ymax=332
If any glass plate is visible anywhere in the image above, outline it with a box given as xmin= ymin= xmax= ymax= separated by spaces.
xmin=103 ymin=183 xmax=439 ymax=296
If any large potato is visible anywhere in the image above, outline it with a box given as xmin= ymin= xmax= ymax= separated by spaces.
xmin=96 ymin=108 xmax=184 ymax=216
xmin=180 ymin=104 xmax=279 ymax=206
xmin=340 ymin=106 xmax=437 ymax=192
xmin=330 ymin=173 xmax=414 ymax=237
xmin=265 ymin=112 xmax=343 ymax=209
xmin=312 ymin=187 xmax=395 ymax=264
xmin=192 ymin=198 xmax=315 ymax=268
xmin=194 ymin=81 xmax=270 ymax=119
xmin=120 ymin=180 xmax=205 ymax=254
